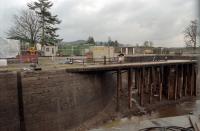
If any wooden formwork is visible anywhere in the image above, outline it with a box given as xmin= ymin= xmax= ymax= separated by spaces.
xmin=116 ymin=63 xmax=197 ymax=110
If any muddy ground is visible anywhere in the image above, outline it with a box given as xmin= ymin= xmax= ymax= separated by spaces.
xmin=69 ymin=90 xmax=200 ymax=131
xmin=70 ymin=70 xmax=200 ymax=131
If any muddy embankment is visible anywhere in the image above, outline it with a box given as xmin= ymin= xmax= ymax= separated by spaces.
xmin=0 ymin=70 xmax=116 ymax=131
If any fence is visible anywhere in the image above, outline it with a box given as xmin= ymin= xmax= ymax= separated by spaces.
xmin=63 ymin=57 xmax=119 ymax=65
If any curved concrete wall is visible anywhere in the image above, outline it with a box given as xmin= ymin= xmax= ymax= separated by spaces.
xmin=0 ymin=70 xmax=116 ymax=131
xmin=21 ymin=70 xmax=115 ymax=131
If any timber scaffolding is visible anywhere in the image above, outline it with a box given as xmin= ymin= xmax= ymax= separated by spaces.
xmin=66 ymin=60 xmax=198 ymax=111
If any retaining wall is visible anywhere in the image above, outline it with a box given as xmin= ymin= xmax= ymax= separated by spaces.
xmin=0 ymin=70 xmax=116 ymax=131
xmin=0 ymin=71 xmax=20 ymax=131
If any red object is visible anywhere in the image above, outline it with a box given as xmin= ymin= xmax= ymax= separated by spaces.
xmin=18 ymin=54 xmax=38 ymax=63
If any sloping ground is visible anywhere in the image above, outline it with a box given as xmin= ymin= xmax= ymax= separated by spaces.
xmin=71 ymin=68 xmax=200 ymax=131
xmin=90 ymin=115 xmax=200 ymax=131
xmin=71 ymin=91 xmax=200 ymax=131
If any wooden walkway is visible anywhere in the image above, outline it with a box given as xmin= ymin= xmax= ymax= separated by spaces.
xmin=65 ymin=60 xmax=197 ymax=72
xmin=66 ymin=60 xmax=198 ymax=110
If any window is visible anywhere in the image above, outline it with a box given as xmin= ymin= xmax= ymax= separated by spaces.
xmin=52 ymin=48 xmax=54 ymax=54
xmin=46 ymin=47 xmax=49 ymax=52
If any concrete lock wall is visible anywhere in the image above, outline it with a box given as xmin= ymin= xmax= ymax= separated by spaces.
xmin=0 ymin=71 xmax=20 ymax=131
xmin=0 ymin=70 xmax=116 ymax=131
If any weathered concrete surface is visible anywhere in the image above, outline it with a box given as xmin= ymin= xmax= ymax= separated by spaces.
xmin=21 ymin=70 xmax=115 ymax=131
xmin=0 ymin=70 xmax=115 ymax=131
xmin=0 ymin=71 xmax=20 ymax=131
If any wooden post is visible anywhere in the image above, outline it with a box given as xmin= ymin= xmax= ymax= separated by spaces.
xmin=185 ymin=64 xmax=189 ymax=96
xmin=174 ymin=65 xmax=178 ymax=100
xmin=144 ymin=68 xmax=147 ymax=93
xmin=138 ymin=68 xmax=141 ymax=96
xmin=140 ymin=67 xmax=145 ymax=106
xmin=190 ymin=64 xmax=194 ymax=96
xmin=150 ymin=66 xmax=155 ymax=104
xmin=167 ymin=66 xmax=171 ymax=100
xmin=183 ymin=64 xmax=187 ymax=96
xmin=147 ymin=68 xmax=150 ymax=93
xmin=179 ymin=64 xmax=183 ymax=98
xmin=194 ymin=64 xmax=197 ymax=96
xmin=135 ymin=69 xmax=137 ymax=90
xmin=128 ymin=68 xmax=133 ymax=109
xmin=150 ymin=84 xmax=153 ymax=104
xmin=116 ymin=69 xmax=122 ymax=111
xmin=187 ymin=64 xmax=191 ymax=96
xmin=159 ymin=66 xmax=163 ymax=101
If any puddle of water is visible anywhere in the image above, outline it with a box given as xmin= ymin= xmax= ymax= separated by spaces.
xmin=156 ymin=99 xmax=200 ymax=118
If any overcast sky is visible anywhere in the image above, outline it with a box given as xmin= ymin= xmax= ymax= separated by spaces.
xmin=0 ymin=0 xmax=198 ymax=47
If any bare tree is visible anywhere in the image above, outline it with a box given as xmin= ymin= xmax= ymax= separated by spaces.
xmin=184 ymin=20 xmax=199 ymax=49
xmin=7 ymin=10 xmax=41 ymax=47
xmin=143 ymin=41 xmax=153 ymax=47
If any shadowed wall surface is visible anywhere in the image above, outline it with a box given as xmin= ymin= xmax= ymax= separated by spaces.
xmin=0 ymin=71 xmax=20 ymax=131
xmin=21 ymin=70 xmax=115 ymax=131
xmin=0 ymin=70 xmax=116 ymax=131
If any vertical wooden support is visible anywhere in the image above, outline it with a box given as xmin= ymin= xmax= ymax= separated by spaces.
xmin=116 ymin=69 xmax=122 ymax=111
xmin=144 ymin=68 xmax=147 ymax=93
xmin=177 ymin=65 xmax=180 ymax=99
xmin=179 ymin=64 xmax=183 ymax=98
xmin=186 ymin=64 xmax=189 ymax=96
xmin=159 ymin=66 xmax=163 ymax=101
xmin=167 ymin=66 xmax=170 ymax=100
xmin=149 ymin=66 xmax=154 ymax=104
xmin=150 ymin=83 xmax=153 ymax=104
xmin=188 ymin=64 xmax=190 ymax=95
xmin=190 ymin=64 xmax=194 ymax=96
xmin=147 ymin=68 xmax=150 ymax=93
xmin=163 ymin=66 xmax=167 ymax=98
xmin=187 ymin=64 xmax=191 ymax=95
xmin=138 ymin=68 xmax=141 ymax=96
xmin=135 ymin=69 xmax=137 ymax=90
xmin=128 ymin=68 xmax=133 ymax=109
xmin=174 ymin=65 xmax=178 ymax=100
xmin=194 ymin=64 xmax=197 ymax=96
xmin=140 ymin=67 xmax=145 ymax=106
xmin=184 ymin=64 xmax=188 ymax=96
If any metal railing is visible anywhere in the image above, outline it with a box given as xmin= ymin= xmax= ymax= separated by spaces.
xmin=63 ymin=57 xmax=120 ymax=65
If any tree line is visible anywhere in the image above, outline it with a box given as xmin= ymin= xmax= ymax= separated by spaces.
xmin=86 ymin=36 xmax=120 ymax=47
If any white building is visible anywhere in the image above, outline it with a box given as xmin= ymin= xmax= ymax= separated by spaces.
xmin=42 ymin=45 xmax=58 ymax=56
xmin=0 ymin=37 xmax=19 ymax=58
xmin=90 ymin=46 xmax=115 ymax=58
xmin=120 ymin=47 xmax=135 ymax=55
